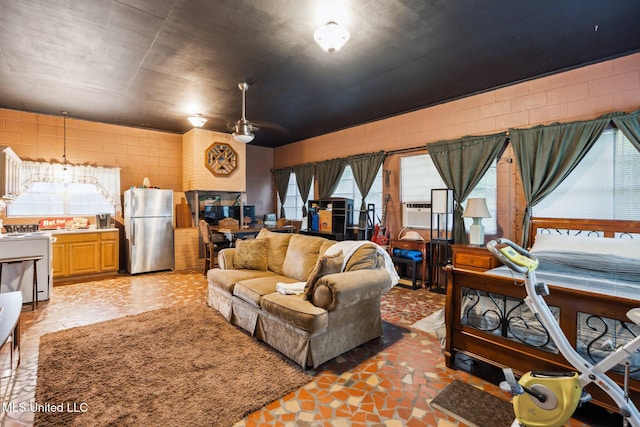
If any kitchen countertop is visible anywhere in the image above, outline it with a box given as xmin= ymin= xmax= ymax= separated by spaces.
xmin=0 ymin=228 xmax=118 ymax=240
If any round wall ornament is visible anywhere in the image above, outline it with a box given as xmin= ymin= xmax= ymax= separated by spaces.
xmin=205 ymin=142 xmax=237 ymax=176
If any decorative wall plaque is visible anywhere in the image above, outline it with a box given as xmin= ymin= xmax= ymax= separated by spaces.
xmin=205 ymin=142 xmax=237 ymax=176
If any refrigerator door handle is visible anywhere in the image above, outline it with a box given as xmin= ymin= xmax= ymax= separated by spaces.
xmin=131 ymin=220 xmax=135 ymax=246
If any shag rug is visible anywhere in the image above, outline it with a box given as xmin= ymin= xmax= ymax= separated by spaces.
xmin=430 ymin=380 xmax=514 ymax=427
xmin=35 ymin=303 xmax=312 ymax=427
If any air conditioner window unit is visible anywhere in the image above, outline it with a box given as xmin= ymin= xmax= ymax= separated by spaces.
xmin=402 ymin=202 xmax=431 ymax=229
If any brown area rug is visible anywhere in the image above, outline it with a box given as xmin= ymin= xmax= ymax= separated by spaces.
xmin=430 ymin=380 xmax=515 ymax=427
xmin=35 ymin=303 xmax=312 ymax=427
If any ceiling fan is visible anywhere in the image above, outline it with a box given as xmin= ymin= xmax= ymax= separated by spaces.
xmin=231 ymin=82 xmax=256 ymax=143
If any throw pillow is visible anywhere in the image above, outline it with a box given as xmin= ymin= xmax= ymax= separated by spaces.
xmin=233 ymin=239 xmax=268 ymax=271
xmin=344 ymin=244 xmax=380 ymax=271
xmin=303 ymin=251 xmax=343 ymax=301
xmin=256 ymin=228 xmax=292 ymax=274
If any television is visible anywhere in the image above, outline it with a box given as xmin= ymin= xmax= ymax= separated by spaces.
xmin=203 ymin=205 xmax=220 ymax=225
xmin=243 ymin=205 xmax=255 ymax=223
xmin=203 ymin=205 xmax=239 ymax=225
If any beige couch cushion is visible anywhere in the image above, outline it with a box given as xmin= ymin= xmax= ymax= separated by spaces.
xmin=282 ymin=234 xmax=329 ymax=281
xmin=207 ymin=268 xmax=276 ymax=293
xmin=233 ymin=239 xmax=268 ymax=270
xmin=233 ymin=275 xmax=297 ymax=307
xmin=261 ymin=293 xmax=328 ymax=333
xmin=256 ymin=228 xmax=292 ymax=275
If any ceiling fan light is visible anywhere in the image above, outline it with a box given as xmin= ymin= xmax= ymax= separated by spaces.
xmin=314 ymin=21 xmax=350 ymax=53
xmin=188 ymin=114 xmax=207 ymax=128
xmin=232 ymin=132 xmax=255 ymax=143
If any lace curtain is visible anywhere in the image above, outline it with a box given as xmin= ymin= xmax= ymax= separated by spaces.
xmin=19 ymin=162 xmax=122 ymax=211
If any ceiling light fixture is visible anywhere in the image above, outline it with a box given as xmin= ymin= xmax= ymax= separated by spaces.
xmin=232 ymin=82 xmax=255 ymax=144
xmin=313 ymin=21 xmax=350 ymax=53
xmin=62 ymin=111 xmax=69 ymax=170
xmin=188 ymin=114 xmax=207 ymax=128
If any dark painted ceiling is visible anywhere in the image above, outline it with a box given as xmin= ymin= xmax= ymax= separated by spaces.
xmin=1 ymin=1 xmax=640 ymax=148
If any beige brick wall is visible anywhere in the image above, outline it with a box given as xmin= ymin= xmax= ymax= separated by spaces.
xmin=273 ymin=52 xmax=640 ymax=241
xmin=0 ymin=110 xmax=183 ymax=192
xmin=182 ymin=128 xmax=246 ymax=192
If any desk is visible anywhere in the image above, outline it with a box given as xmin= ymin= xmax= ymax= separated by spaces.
xmin=389 ymin=239 xmax=429 ymax=289
xmin=0 ymin=233 xmax=52 ymax=305
xmin=212 ymin=225 xmax=295 ymax=246
xmin=0 ymin=255 xmax=41 ymax=310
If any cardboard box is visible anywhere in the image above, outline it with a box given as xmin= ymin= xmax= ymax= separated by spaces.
xmin=318 ymin=210 xmax=332 ymax=232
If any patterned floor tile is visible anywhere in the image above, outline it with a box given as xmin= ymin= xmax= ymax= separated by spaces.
xmin=0 ymin=269 xmax=608 ymax=426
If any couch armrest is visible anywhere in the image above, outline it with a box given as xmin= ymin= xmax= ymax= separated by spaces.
xmin=218 ymin=248 xmax=236 ymax=270
xmin=312 ymin=269 xmax=391 ymax=311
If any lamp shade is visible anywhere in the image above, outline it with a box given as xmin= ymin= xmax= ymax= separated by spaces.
xmin=463 ymin=198 xmax=490 ymax=245
xmin=462 ymin=198 xmax=491 ymax=218
xmin=232 ymin=132 xmax=255 ymax=143
xmin=232 ymin=118 xmax=255 ymax=143
xmin=313 ymin=21 xmax=350 ymax=53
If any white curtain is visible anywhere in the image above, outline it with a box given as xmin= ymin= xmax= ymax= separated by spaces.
xmin=19 ymin=162 xmax=122 ymax=211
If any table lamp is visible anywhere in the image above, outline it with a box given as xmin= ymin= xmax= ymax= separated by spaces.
xmin=463 ymin=198 xmax=491 ymax=245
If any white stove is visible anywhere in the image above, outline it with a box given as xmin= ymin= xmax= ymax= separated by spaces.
xmin=0 ymin=232 xmax=53 ymax=304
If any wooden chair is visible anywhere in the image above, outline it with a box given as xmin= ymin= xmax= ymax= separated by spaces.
xmin=199 ymin=220 xmax=230 ymax=275
xmin=218 ymin=217 xmax=239 ymax=230
xmin=199 ymin=220 xmax=214 ymax=275
xmin=287 ymin=220 xmax=303 ymax=233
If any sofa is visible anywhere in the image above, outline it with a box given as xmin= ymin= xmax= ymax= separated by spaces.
xmin=206 ymin=228 xmax=398 ymax=368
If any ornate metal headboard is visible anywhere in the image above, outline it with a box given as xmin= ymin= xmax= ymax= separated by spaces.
xmin=528 ymin=217 xmax=640 ymax=245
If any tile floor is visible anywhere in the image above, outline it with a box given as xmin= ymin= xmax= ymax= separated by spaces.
xmin=0 ymin=270 xmax=611 ymax=426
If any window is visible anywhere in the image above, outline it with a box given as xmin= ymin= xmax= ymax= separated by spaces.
xmin=400 ymin=154 xmax=497 ymax=234
xmin=400 ymin=154 xmax=445 ymax=202
xmin=332 ymin=165 xmax=383 ymax=223
xmin=533 ymin=128 xmax=640 ymax=219
xmin=462 ymin=161 xmax=497 ymax=235
xmin=7 ymin=182 xmax=116 ymax=217
xmin=282 ymin=173 xmax=314 ymax=221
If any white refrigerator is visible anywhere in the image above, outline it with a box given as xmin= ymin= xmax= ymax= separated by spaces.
xmin=124 ymin=188 xmax=174 ymax=274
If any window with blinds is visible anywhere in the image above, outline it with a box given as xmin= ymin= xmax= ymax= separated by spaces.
xmin=533 ymin=129 xmax=640 ymax=220
xmin=400 ymin=154 xmax=444 ymax=202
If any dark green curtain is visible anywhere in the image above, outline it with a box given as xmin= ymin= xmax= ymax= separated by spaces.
xmin=272 ymin=167 xmax=291 ymax=218
xmin=510 ymin=117 xmax=609 ymax=247
xmin=427 ymin=133 xmax=508 ymax=244
xmin=348 ymin=151 xmax=386 ymax=227
xmin=316 ymin=158 xmax=347 ymax=199
xmin=612 ymin=109 xmax=640 ymax=152
xmin=292 ymin=163 xmax=314 ymax=217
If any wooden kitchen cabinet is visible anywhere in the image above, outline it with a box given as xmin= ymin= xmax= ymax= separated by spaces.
xmin=100 ymin=231 xmax=119 ymax=271
xmin=450 ymin=244 xmax=501 ymax=272
xmin=51 ymin=243 xmax=68 ymax=277
xmin=0 ymin=146 xmax=22 ymax=200
xmin=53 ymin=230 xmax=119 ymax=281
